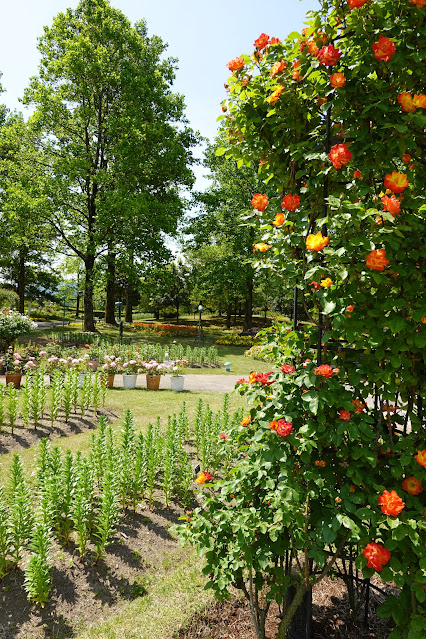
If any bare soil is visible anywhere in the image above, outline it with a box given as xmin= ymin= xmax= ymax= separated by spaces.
xmin=0 ymin=407 xmax=117 ymax=456
xmin=175 ymin=576 xmax=393 ymax=639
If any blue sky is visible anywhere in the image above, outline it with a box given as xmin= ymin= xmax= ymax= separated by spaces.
xmin=1 ymin=0 xmax=318 ymax=185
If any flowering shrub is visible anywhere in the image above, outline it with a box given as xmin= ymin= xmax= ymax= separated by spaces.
xmin=215 ymin=333 xmax=261 ymax=346
xmin=178 ymin=2 xmax=426 ymax=638
xmin=0 ymin=310 xmax=37 ymax=350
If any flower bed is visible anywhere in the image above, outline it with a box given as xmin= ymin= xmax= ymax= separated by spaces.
xmin=131 ymin=322 xmax=197 ymax=337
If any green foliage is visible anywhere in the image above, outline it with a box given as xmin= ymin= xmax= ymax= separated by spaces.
xmin=24 ymin=513 xmax=52 ymax=607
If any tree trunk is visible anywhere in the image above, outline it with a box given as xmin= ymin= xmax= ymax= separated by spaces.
xmin=176 ymin=299 xmax=179 ymax=324
xmin=125 ymin=279 xmax=133 ymax=323
xmin=83 ymin=254 xmax=96 ymax=332
xmin=226 ymin=303 xmax=232 ymax=330
xmin=104 ymin=244 xmax=117 ymax=325
xmin=154 ymin=307 xmax=160 ymax=320
xmin=17 ymin=249 xmax=26 ymax=314
xmin=264 ymin=305 xmax=267 ymax=321
xmin=244 ymin=276 xmax=253 ymax=331
xmin=233 ymin=299 xmax=237 ymax=328
xmin=218 ymin=302 xmax=222 ymax=317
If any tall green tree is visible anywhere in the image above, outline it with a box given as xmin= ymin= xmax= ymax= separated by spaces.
xmin=24 ymin=0 xmax=197 ymax=331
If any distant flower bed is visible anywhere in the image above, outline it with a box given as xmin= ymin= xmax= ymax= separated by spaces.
xmin=131 ymin=323 xmax=197 ymax=337
xmin=215 ymin=334 xmax=261 ymax=347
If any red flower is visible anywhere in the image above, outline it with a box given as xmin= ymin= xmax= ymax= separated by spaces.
xmin=401 ymin=477 xmax=423 ymax=495
xmin=329 ymin=143 xmax=352 ymax=169
xmin=378 ymin=490 xmax=405 ymax=516
xmin=315 ymin=460 xmax=326 ymax=467
xmin=269 ymin=37 xmax=281 ymax=45
xmin=339 ymin=409 xmax=351 ymax=421
xmin=353 ymin=170 xmax=362 ymax=179
xmin=317 ymin=44 xmax=342 ymax=66
xmin=382 ymin=195 xmax=401 ymax=215
xmin=281 ymin=194 xmax=301 ymax=211
xmin=195 ymin=472 xmax=213 ymax=485
xmin=348 ymin=0 xmax=369 ymax=8
xmin=254 ymin=33 xmax=269 ymax=50
xmin=292 ymin=60 xmax=303 ymax=81
xmin=276 ymin=420 xmax=293 ymax=437
xmin=236 ymin=378 xmax=248 ymax=385
xmin=363 ymin=542 xmax=391 ymax=571
xmin=372 ymin=36 xmax=396 ymax=62
xmin=401 ymin=154 xmax=411 ymax=164
xmin=352 ymin=399 xmax=365 ymax=413
xmin=415 ymin=450 xmax=426 ymax=467
xmin=366 ymin=249 xmax=389 ymax=271
xmin=249 ymin=372 xmax=274 ymax=386
xmin=280 ymin=364 xmax=295 ymax=374
xmin=411 ymin=0 xmax=426 ymax=6
xmin=219 ymin=433 xmax=228 ymax=440
xmin=346 ymin=305 xmax=355 ymax=313
xmin=240 ymin=416 xmax=251 ymax=427
xmin=314 ymin=364 xmax=333 ymax=378
xmin=310 ymin=281 xmax=321 ymax=291
xmin=227 ymin=57 xmax=245 ymax=72
xmin=413 ymin=94 xmax=426 ymax=108
xmin=397 ymin=92 xmax=416 ymax=113
xmin=251 ymin=193 xmax=269 ymax=211
xmin=330 ymin=72 xmax=346 ymax=88
xmin=270 ymin=60 xmax=286 ymax=77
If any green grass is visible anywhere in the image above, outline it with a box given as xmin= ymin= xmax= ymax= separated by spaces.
xmin=75 ymin=549 xmax=213 ymax=639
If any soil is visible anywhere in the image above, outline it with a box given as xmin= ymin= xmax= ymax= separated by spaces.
xmin=175 ymin=576 xmax=393 ymax=639
xmin=0 ymin=407 xmax=117 ymax=456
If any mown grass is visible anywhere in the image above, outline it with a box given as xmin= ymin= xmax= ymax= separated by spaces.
xmin=75 ymin=549 xmax=213 ymax=639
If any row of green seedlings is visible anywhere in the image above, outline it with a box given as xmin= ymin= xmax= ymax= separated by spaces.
xmin=54 ymin=332 xmax=131 ymax=346
xmin=0 ymin=370 xmax=108 ymax=432
xmin=136 ymin=343 xmax=219 ymax=367
xmin=0 ymin=397 xmax=242 ymax=607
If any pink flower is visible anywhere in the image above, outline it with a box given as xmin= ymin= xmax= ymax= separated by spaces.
xmin=219 ymin=433 xmax=229 ymax=440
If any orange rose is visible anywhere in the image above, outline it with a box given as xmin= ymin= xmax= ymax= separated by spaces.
xmin=270 ymin=60 xmax=286 ymax=77
xmin=397 ymin=92 xmax=416 ymax=112
xmin=240 ymin=416 xmax=251 ymax=427
xmin=267 ymin=85 xmax=284 ymax=105
xmin=306 ymin=232 xmax=329 ymax=251
xmin=329 ymin=143 xmax=352 ymax=169
xmin=273 ymin=213 xmax=286 ymax=227
xmin=281 ymin=194 xmax=301 ymax=210
xmin=195 ymin=472 xmax=213 ymax=485
xmin=269 ymin=420 xmax=278 ymax=431
xmin=330 ymin=72 xmax=346 ymax=88
xmin=269 ymin=37 xmax=281 ymax=45
xmin=353 ymin=170 xmax=362 ymax=179
xmin=346 ymin=305 xmax=355 ymax=312
xmin=366 ymin=249 xmax=389 ymax=271
xmin=253 ymin=242 xmax=271 ymax=253
xmin=292 ymin=60 xmax=303 ymax=81
xmin=307 ymin=40 xmax=319 ymax=56
xmin=413 ymin=94 xmax=426 ymax=108
xmin=320 ymin=278 xmax=333 ymax=287
xmin=254 ymin=33 xmax=269 ymax=50
xmin=411 ymin=0 xmax=426 ymax=6
xmin=372 ymin=36 xmax=396 ymax=62
xmin=381 ymin=195 xmax=401 ymax=215
xmin=401 ymin=477 xmax=423 ymax=496
xmin=363 ymin=542 xmax=391 ymax=571
xmin=415 ymin=450 xmax=426 ymax=467
xmin=317 ymin=44 xmax=342 ymax=66
xmin=384 ymin=171 xmax=409 ymax=193
xmin=314 ymin=364 xmax=333 ymax=377
xmin=251 ymin=193 xmax=269 ymax=211
xmin=227 ymin=56 xmax=245 ymax=72
xmin=339 ymin=409 xmax=351 ymax=421
xmin=352 ymin=398 xmax=365 ymax=413
xmin=401 ymin=154 xmax=411 ymax=164
xmin=378 ymin=490 xmax=405 ymax=516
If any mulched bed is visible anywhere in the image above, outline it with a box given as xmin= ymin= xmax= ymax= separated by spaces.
xmin=175 ymin=576 xmax=393 ymax=639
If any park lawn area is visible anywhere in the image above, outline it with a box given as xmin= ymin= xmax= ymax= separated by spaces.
xmin=33 ymin=321 xmax=276 ymax=376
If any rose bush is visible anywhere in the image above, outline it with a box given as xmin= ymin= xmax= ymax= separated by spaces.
xmin=177 ymin=1 xmax=425 ymax=638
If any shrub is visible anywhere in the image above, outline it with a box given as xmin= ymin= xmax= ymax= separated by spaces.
xmin=0 ymin=310 xmax=37 ymax=351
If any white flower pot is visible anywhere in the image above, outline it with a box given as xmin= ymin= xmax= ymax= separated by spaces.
xmin=170 ymin=375 xmax=185 ymax=392
xmin=122 ymin=373 xmax=137 ymax=389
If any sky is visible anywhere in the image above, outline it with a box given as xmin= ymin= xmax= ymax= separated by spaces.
xmin=0 ymin=0 xmax=318 ymax=188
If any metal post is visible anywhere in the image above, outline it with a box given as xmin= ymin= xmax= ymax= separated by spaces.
xmin=115 ymin=301 xmax=123 ymax=345
xmin=61 ymin=296 xmax=66 ymax=346
xmin=76 ymin=290 xmax=83 ymax=319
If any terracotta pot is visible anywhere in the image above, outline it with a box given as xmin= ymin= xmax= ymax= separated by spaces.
xmin=104 ymin=373 xmax=115 ymax=388
xmin=5 ymin=372 xmax=22 ymax=389
xmin=146 ymin=374 xmax=161 ymax=390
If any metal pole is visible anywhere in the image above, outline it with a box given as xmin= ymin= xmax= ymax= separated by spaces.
xmin=61 ymin=296 xmax=66 ymax=346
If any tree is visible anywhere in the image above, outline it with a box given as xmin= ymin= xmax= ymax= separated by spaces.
xmin=23 ymin=0 xmax=197 ymax=331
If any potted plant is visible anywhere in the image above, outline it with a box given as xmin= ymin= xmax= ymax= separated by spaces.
xmin=144 ymin=360 xmax=169 ymax=390
xmin=101 ymin=355 xmax=118 ymax=388
xmin=3 ymin=347 xmax=27 ymax=388
xmin=170 ymin=359 xmax=188 ymax=392
xmin=121 ymin=359 xmax=139 ymax=389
